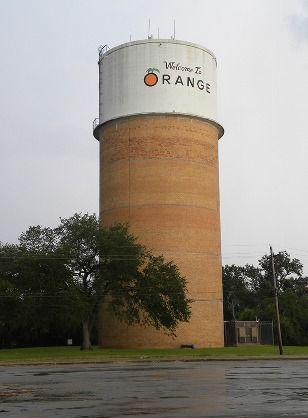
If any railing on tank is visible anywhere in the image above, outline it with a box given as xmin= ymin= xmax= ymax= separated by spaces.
xmin=98 ymin=44 xmax=110 ymax=63
xmin=98 ymin=44 xmax=110 ymax=54
xmin=93 ymin=118 xmax=99 ymax=131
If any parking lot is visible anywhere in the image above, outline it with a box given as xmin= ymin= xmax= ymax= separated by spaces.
xmin=1 ymin=360 xmax=308 ymax=417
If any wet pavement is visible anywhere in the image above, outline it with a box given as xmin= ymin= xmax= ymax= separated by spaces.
xmin=0 ymin=360 xmax=308 ymax=417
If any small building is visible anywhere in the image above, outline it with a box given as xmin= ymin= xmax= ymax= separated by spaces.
xmin=224 ymin=321 xmax=274 ymax=346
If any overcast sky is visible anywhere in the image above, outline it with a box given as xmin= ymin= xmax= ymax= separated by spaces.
xmin=1 ymin=0 xmax=308 ymax=273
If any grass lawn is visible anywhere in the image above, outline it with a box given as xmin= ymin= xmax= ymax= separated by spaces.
xmin=0 ymin=345 xmax=308 ymax=363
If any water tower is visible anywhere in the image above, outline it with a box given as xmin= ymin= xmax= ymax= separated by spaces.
xmin=93 ymin=38 xmax=224 ymax=348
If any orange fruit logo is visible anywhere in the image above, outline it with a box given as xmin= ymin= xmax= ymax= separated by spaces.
xmin=144 ymin=68 xmax=160 ymax=87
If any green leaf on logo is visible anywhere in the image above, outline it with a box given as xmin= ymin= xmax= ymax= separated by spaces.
xmin=146 ymin=68 xmax=160 ymax=74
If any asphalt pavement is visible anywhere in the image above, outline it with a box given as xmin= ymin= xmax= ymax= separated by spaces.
xmin=1 ymin=360 xmax=308 ymax=417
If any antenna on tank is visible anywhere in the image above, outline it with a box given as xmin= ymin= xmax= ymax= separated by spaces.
xmin=171 ymin=20 xmax=176 ymax=39
xmin=158 ymin=28 xmax=160 ymax=39
xmin=148 ymin=19 xmax=153 ymax=39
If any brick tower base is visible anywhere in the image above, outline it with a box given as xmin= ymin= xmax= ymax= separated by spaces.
xmin=96 ymin=115 xmax=224 ymax=348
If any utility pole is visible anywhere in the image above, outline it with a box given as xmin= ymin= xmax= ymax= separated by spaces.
xmin=270 ymin=246 xmax=283 ymax=355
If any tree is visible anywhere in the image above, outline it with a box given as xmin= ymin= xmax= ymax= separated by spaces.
xmin=222 ymin=264 xmax=257 ymax=320
xmin=0 ymin=243 xmax=22 ymax=347
xmin=0 ymin=229 xmax=77 ymax=347
xmin=258 ymin=251 xmax=304 ymax=293
xmin=257 ymin=251 xmax=308 ymax=345
xmin=1 ymin=215 xmax=191 ymax=349
xmin=56 ymin=214 xmax=191 ymax=350
xmin=223 ymin=251 xmax=308 ymax=345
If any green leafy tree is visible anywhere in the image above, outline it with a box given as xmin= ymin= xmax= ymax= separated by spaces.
xmin=1 ymin=214 xmax=191 ymax=350
xmin=222 ymin=264 xmax=257 ymax=320
xmin=56 ymin=214 xmax=191 ymax=350
xmin=258 ymin=251 xmax=304 ymax=293
xmin=0 ymin=243 xmax=22 ymax=347
xmin=256 ymin=252 xmax=308 ymax=343
xmin=223 ymin=251 xmax=308 ymax=345
xmin=1 ymin=229 xmax=77 ymax=347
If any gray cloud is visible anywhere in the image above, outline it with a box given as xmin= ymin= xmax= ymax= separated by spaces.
xmin=289 ymin=0 xmax=308 ymax=42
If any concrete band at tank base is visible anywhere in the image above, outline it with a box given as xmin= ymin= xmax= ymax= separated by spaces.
xmin=93 ymin=113 xmax=224 ymax=141
xmin=94 ymin=114 xmax=224 ymax=349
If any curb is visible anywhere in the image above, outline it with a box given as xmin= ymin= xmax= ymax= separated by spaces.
xmin=1 ymin=355 xmax=308 ymax=367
